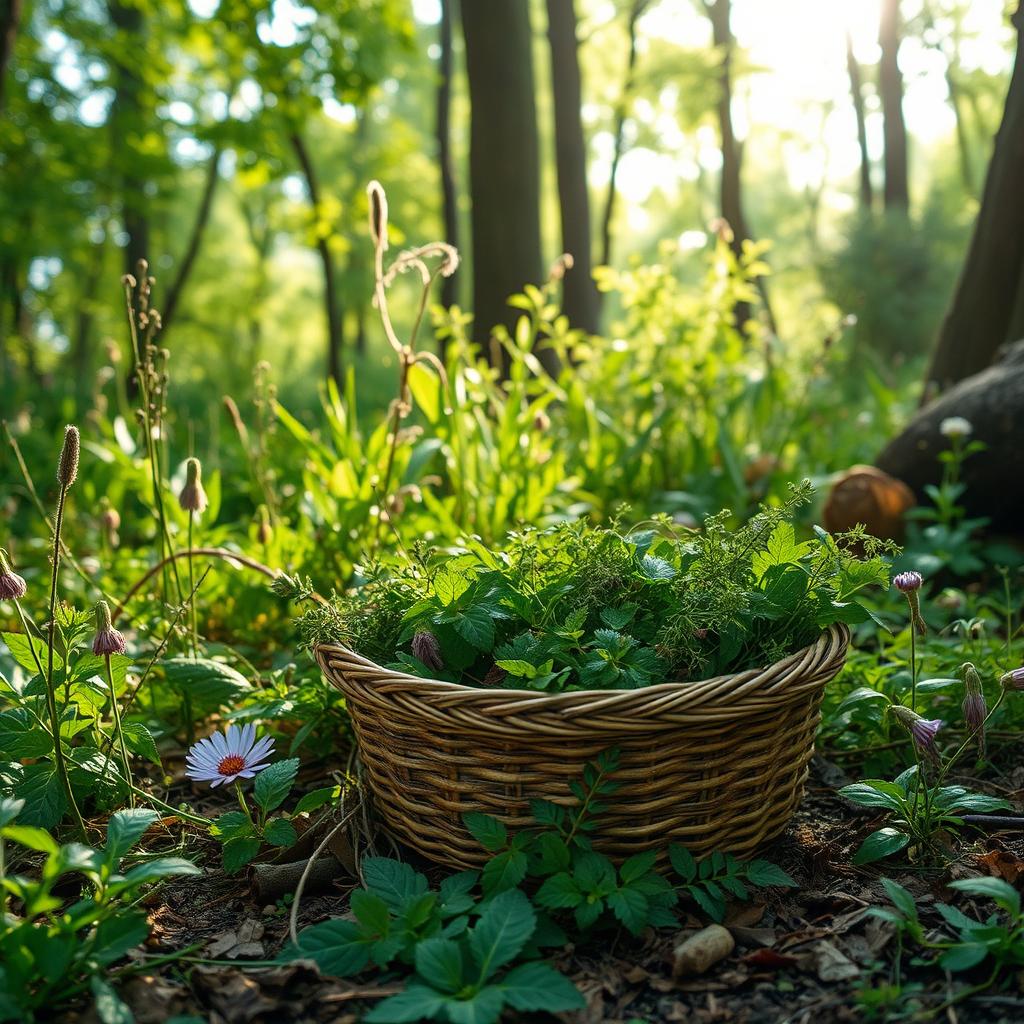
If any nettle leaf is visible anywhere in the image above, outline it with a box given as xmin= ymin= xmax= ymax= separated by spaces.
xmin=0 ymin=708 xmax=54 ymax=758
xmin=751 ymin=522 xmax=812 ymax=580
xmin=501 ymin=961 xmax=585 ymax=1013
xmin=222 ymin=836 xmax=261 ymax=874
xmin=638 ymin=555 xmax=676 ymax=581
xmin=414 ymin=936 xmax=465 ymax=995
xmin=669 ymin=845 xmax=697 ymax=882
xmin=293 ymin=785 xmax=342 ymax=815
xmin=120 ymin=722 xmax=161 ymax=766
xmin=464 ymin=812 xmax=508 ymax=852
xmin=105 ymin=808 xmax=159 ymax=862
xmin=364 ymin=983 xmax=448 ymax=1023
xmin=15 ymin=763 xmax=66 ymax=829
xmin=362 ymin=857 xmax=430 ymax=911
xmin=455 ymin=606 xmax=496 ymax=651
xmin=211 ymin=810 xmax=254 ymax=840
xmin=536 ymin=872 xmax=582 ymax=910
xmin=439 ymin=870 xmax=478 ymax=917
xmin=600 ymin=605 xmax=637 ymax=631
xmin=608 ymin=887 xmax=649 ymax=934
xmin=481 ymin=849 xmax=528 ymax=895
xmin=295 ymin=919 xmax=372 ymax=977
xmin=263 ymin=817 xmax=297 ymax=848
xmin=162 ymin=658 xmax=251 ymax=711
xmin=744 ymin=860 xmax=796 ymax=888
xmin=468 ymin=888 xmax=536 ymax=980
xmin=253 ymin=758 xmax=299 ymax=813
xmin=2 ymin=632 xmax=58 ymax=674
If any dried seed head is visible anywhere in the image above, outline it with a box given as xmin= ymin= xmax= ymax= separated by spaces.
xmin=57 ymin=425 xmax=80 ymax=488
xmin=367 ymin=180 xmax=389 ymax=251
xmin=92 ymin=600 xmax=127 ymax=656
xmin=178 ymin=457 xmax=208 ymax=514
xmin=959 ymin=662 xmax=987 ymax=755
xmin=411 ymin=630 xmax=443 ymax=672
xmin=0 ymin=549 xmax=27 ymax=601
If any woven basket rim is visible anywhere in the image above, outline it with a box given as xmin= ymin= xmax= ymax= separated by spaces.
xmin=315 ymin=622 xmax=849 ymax=713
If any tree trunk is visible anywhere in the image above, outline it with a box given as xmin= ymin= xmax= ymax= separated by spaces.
xmin=108 ymin=1 xmax=151 ymax=281
xmin=160 ymin=145 xmax=222 ymax=335
xmin=600 ymin=0 xmax=646 ymax=269
xmin=290 ymin=130 xmax=345 ymax=385
xmin=436 ymin=0 xmax=460 ymax=312
xmin=925 ymin=3 xmax=1024 ymax=391
xmin=879 ymin=0 xmax=909 ymax=211
xmin=461 ymin=0 xmax=549 ymax=373
xmin=0 ymin=0 xmax=22 ymax=111
xmin=72 ymin=245 xmax=108 ymax=400
xmin=546 ymin=0 xmax=600 ymax=335
xmin=845 ymin=31 xmax=873 ymax=212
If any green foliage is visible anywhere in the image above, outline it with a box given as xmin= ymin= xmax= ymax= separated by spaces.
xmin=0 ymin=801 xmax=199 ymax=1022
xmin=299 ymin=485 xmax=890 ymax=689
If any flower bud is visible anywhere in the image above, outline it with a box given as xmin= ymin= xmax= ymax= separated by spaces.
xmin=1000 ymin=667 xmax=1024 ymax=692
xmin=92 ymin=600 xmax=127 ymax=656
xmin=890 ymin=705 xmax=943 ymax=761
xmin=893 ymin=571 xmax=926 ymax=635
xmin=178 ymin=457 xmax=208 ymax=514
xmin=367 ymin=180 xmax=389 ymax=251
xmin=411 ymin=630 xmax=443 ymax=672
xmin=0 ymin=550 xmax=27 ymax=601
xmin=256 ymin=505 xmax=273 ymax=546
xmin=959 ymin=662 xmax=987 ymax=757
xmin=58 ymin=425 xmax=80 ymax=488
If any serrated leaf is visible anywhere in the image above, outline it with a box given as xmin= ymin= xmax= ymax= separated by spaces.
xmin=608 ymin=887 xmax=649 ymax=934
xmin=362 ymin=857 xmax=429 ymax=911
xmin=669 ymin=844 xmax=697 ymax=882
xmin=536 ymin=872 xmax=582 ymax=909
xmin=295 ymin=919 xmax=371 ymax=977
xmin=121 ymin=722 xmax=161 ymax=766
xmin=253 ymin=758 xmax=299 ymax=813
xmin=414 ymin=936 xmax=465 ymax=994
xmin=161 ymin=657 xmax=251 ymax=711
xmin=481 ymin=849 xmax=527 ymax=895
xmin=222 ymin=836 xmax=261 ymax=873
xmin=468 ymin=888 xmax=536 ymax=980
xmin=263 ymin=817 xmax=297 ymax=848
xmin=91 ymin=976 xmax=133 ymax=1024
xmin=463 ymin=811 xmax=507 ymax=852
xmin=744 ymin=859 xmax=796 ymax=888
xmin=105 ymin=808 xmax=159 ymax=862
xmin=502 ymin=961 xmax=585 ymax=1012
xmin=455 ymin=606 xmax=495 ymax=651
xmin=293 ymin=786 xmax=341 ymax=815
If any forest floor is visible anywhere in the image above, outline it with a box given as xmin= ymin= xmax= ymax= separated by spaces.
xmin=67 ymin=754 xmax=1024 ymax=1024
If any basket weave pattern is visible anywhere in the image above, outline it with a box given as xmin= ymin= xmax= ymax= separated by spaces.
xmin=316 ymin=624 xmax=849 ymax=868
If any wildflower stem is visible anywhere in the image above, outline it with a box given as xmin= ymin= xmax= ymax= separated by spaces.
xmin=188 ymin=511 xmax=198 ymax=657
xmin=46 ymin=482 xmax=87 ymax=841
xmin=104 ymin=653 xmax=135 ymax=808
xmin=909 ymin=622 xmax=918 ymax=712
xmin=235 ymin=780 xmax=256 ymax=828
xmin=127 ymin=785 xmax=212 ymax=827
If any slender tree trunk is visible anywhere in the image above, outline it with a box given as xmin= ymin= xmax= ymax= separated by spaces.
xmin=925 ymin=3 xmax=1024 ymax=391
xmin=846 ymin=30 xmax=873 ymax=212
xmin=290 ymin=130 xmax=345 ymax=385
xmin=436 ymin=0 xmax=459 ymax=311
xmin=879 ymin=0 xmax=909 ymax=211
xmin=160 ymin=145 xmax=222 ymax=335
xmin=546 ymin=0 xmax=600 ymax=335
xmin=0 ymin=0 xmax=22 ymax=111
xmin=108 ymin=1 xmax=151 ymax=280
xmin=461 ymin=0 xmax=550 ymax=374
xmin=945 ymin=66 xmax=974 ymax=195
xmin=600 ymin=0 xmax=646 ymax=269
xmin=72 ymin=245 xmax=108 ymax=399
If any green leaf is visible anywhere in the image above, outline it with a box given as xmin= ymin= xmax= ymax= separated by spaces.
xmin=443 ymin=986 xmax=506 ymax=1024
xmin=468 ymin=888 xmax=536 ymax=980
xmin=15 ymin=763 xmax=66 ymax=828
xmin=105 ymin=808 xmax=159 ymax=862
xmin=688 ymin=884 xmax=726 ymax=922
xmin=222 ymin=836 xmax=261 ymax=873
xmin=295 ymin=919 xmax=371 ymax=977
xmin=121 ymin=722 xmax=161 ymax=766
xmin=669 ymin=844 xmax=697 ymax=882
xmin=439 ymin=870 xmax=478 ymax=917
xmin=455 ymin=606 xmax=495 ymax=651
xmin=293 ymin=786 xmax=341 ymax=815
xmin=211 ymin=811 xmax=254 ymax=841
xmin=835 ymin=687 xmax=891 ymax=715
xmin=608 ymin=887 xmax=650 ymax=934
xmin=92 ymin=909 xmax=151 ymax=965
xmin=362 ymin=857 xmax=429 ymax=911
xmin=939 ymin=943 xmax=990 ymax=972
xmin=0 ymin=709 xmax=54 ymax=758
xmin=881 ymin=879 xmax=918 ymax=920
xmin=744 ymin=859 xmax=796 ymax=888
xmin=463 ymin=812 xmax=507 ymax=852
xmin=619 ymin=850 xmax=658 ymax=884
xmin=161 ymin=657 xmax=251 ymax=711
xmin=502 ymin=961 xmax=585 ymax=1013
xmin=253 ymin=758 xmax=299 ymax=813
xmin=364 ymin=984 xmax=448 ymax=1023
xmin=117 ymin=857 xmax=201 ymax=888
xmin=351 ymin=889 xmax=391 ymax=933
xmin=414 ymin=937 xmax=465 ymax=995
xmin=481 ymin=849 xmax=527 ymax=895
xmin=949 ymin=877 xmax=1021 ymax=916
xmin=263 ymin=817 xmax=297 ymax=848
xmin=2 ymin=632 xmax=58 ymax=674
xmin=90 ymin=977 xmax=133 ymax=1024
xmin=839 ymin=781 xmax=907 ymax=812
xmin=535 ymin=872 xmax=582 ymax=910
xmin=0 ymin=796 xmax=24 ymax=827
xmin=852 ymin=828 xmax=910 ymax=865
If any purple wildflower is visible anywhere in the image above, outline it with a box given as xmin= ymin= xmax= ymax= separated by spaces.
xmin=0 ymin=551 xmax=27 ymax=601
xmin=891 ymin=705 xmax=943 ymax=761
xmin=1000 ymin=668 xmax=1024 ymax=692
xmin=92 ymin=600 xmax=127 ymax=657
xmin=412 ymin=630 xmax=443 ymax=672
xmin=893 ymin=571 xmax=923 ymax=593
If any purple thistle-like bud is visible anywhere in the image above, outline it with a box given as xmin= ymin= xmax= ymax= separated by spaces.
xmin=891 ymin=705 xmax=943 ymax=761
xmin=92 ymin=600 xmax=127 ymax=656
xmin=893 ymin=571 xmax=923 ymax=593
xmin=58 ymin=425 xmax=80 ymax=488
xmin=0 ymin=550 xmax=27 ymax=601
xmin=178 ymin=457 xmax=208 ymax=514
xmin=1000 ymin=667 xmax=1024 ymax=691
xmin=411 ymin=630 xmax=443 ymax=672
xmin=482 ymin=663 xmax=508 ymax=687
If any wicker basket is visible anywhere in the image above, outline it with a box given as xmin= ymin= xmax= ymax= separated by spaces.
xmin=316 ymin=623 xmax=849 ymax=869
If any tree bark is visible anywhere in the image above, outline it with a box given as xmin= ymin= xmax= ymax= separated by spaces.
xmin=600 ymin=0 xmax=646 ymax=269
xmin=160 ymin=145 xmax=222 ymax=335
xmin=0 ymin=0 xmax=22 ymax=112
xmin=461 ymin=0 xmax=549 ymax=373
xmin=290 ymin=130 xmax=345 ymax=385
xmin=546 ymin=0 xmax=600 ymax=335
xmin=879 ymin=0 xmax=909 ymax=211
xmin=845 ymin=31 xmax=873 ymax=212
xmin=436 ymin=0 xmax=459 ymax=312
xmin=924 ymin=3 xmax=1024 ymax=391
